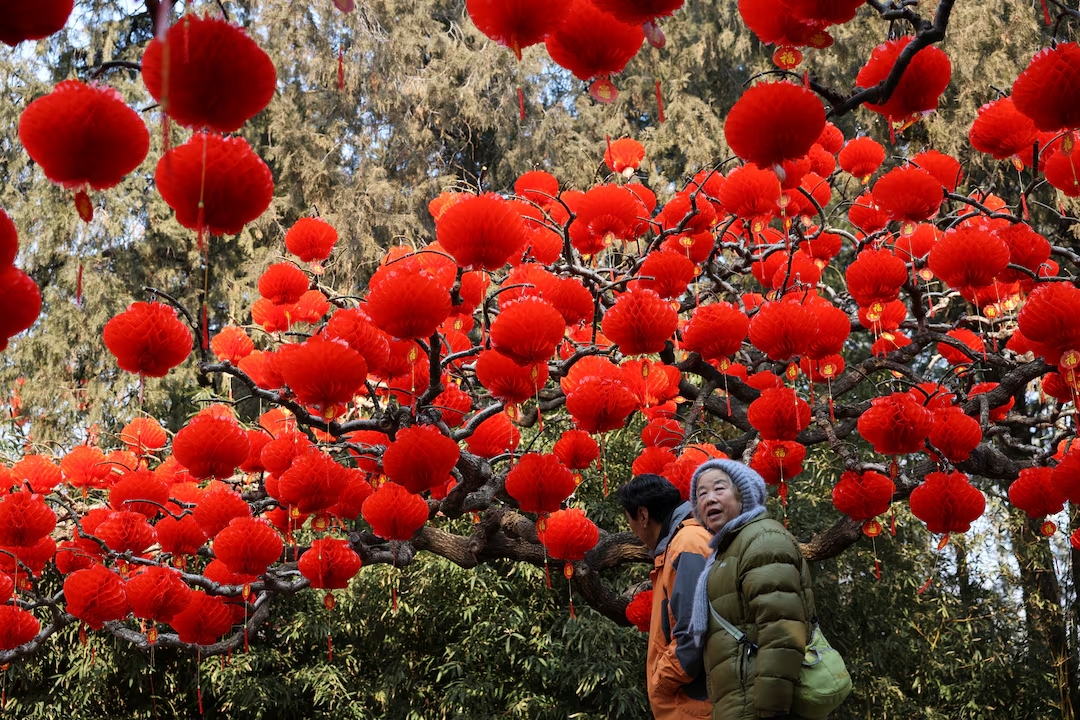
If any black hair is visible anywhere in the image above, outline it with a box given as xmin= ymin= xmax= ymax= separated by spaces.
xmin=616 ymin=473 xmax=683 ymax=521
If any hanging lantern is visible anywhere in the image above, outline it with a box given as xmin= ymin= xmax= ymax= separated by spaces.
xmin=60 ymin=446 xmax=112 ymax=493
xmin=908 ymin=471 xmax=985 ymax=540
xmin=831 ymin=470 xmax=895 ymax=535
xmin=258 ymin=263 xmax=310 ymax=306
xmin=725 ymin=81 xmax=825 ymax=168
xmin=0 ymin=605 xmax=39 ymax=651
xmin=504 ymin=453 xmax=576 ymax=514
xmin=565 ymin=376 xmax=639 ymax=433
xmin=109 ymin=469 xmax=170 ymax=519
xmin=635 ymin=250 xmax=696 ymax=300
xmin=277 ymin=451 xmax=353 ymax=514
xmin=62 ymin=564 xmax=129 ymax=630
xmin=434 ymin=384 xmax=474 ymax=428
xmin=491 ymin=296 xmax=566 ymax=365
xmin=213 ymin=517 xmax=283 ymax=577
xmin=624 ymin=589 xmax=652 ymax=632
xmin=514 ymin=171 xmax=560 ymax=208
xmin=857 ymin=392 xmax=934 ymax=456
xmin=553 ymin=430 xmax=600 ymax=470
xmin=545 ymin=0 xmax=645 ymax=102
xmin=168 ymin=590 xmax=237 ymax=645
xmin=261 ymin=431 xmax=315 ymax=477
xmin=837 ymin=137 xmax=886 ymax=182
xmin=604 ymin=137 xmax=646 ymax=176
xmin=475 ymin=349 xmax=550 ymax=405
xmin=192 ymin=484 xmax=252 ymax=538
xmin=0 ymin=266 xmax=41 ymax=349
xmin=847 ymin=192 xmax=890 ymax=234
xmin=172 ymin=415 xmax=251 ymax=481
xmin=155 ymin=132 xmax=274 ymax=236
xmin=856 ymin=37 xmax=952 ymax=125
xmin=871 ymin=166 xmax=945 ymax=228
xmin=632 ymin=446 xmax=678 ymax=476
xmin=209 ymin=326 xmax=255 ymax=366
xmin=141 ymin=14 xmax=276 ymax=132
xmin=366 ymin=269 xmax=452 ymax=340
xmin=927 ymin=225 xmax=1010 ymax=291
xmin=569 ymin=184 xmax=647 ymax=255
xmin=1009 ymin=467 xmax=1066 ymax=535
xmin=749 ymin=439 xmax=806 ymax=487
xmin=466 ymin=0 xmax=572 ymax=60
xmin=327 ymin=471 xmax=375 ymax=522
xmin=620 ymin=358 xmax=680 ymax=408
xmin=155 ymin=512 xmax=208 ymax=560
xmin=845 ymin=249 xmax=907 ymax=309
xmin=103 ymin=302 xmax=193 ymax=378
xmin=747 ymin=388 xmax=811 ymax=441
xmin=602 ymin=288 xmax=678 ymax=356
xmin=994 ymin=224 xmax=1051 ymax=284
xmin=382 ymin=425 xmax=460 ymax=494
xmin=436 ymin=193 xmax=531 ymax=271
xmin=1010 ymin=42 xmax=1080 ymax=132
xmin=361 ymin=482 xmax=430 ymax=541
xmin=655 ymin=192 xmax=717 ymax=235
xmin=92 ymin=510 xmax=156 ymax=554
xmin=682 ymin=302 xmax=749 ymax=362
xmin=126 ymin=565 xmax=192 ymax=625
xmin=927 ymin=406 xmax=982 ymax=463
xmin=0 ymin=0 xmax=73 ymax=46
xmin=747 ymin=300 xmax=818 ymax=362
xmin=276 ymin=336 xmax=368 ymax=418
xmin=11 ymin=455 xmax=62 ymax=495
xmin=969 ymin=97 xmax=1038 ymax=163
xmin=1018 ymin=282 xmax=1080 ymax=365
xmin=298 ymin=537 xmax=363 ymax=590
xmin=911 ymin=149 xmax=963 ymax=191
xmin=0 ymin=491 xmax=55 ymax=547
xmin=539 ymin=507 xmax=599 ymax=562
xmin=641 ymin=418 xmax=683 ymax=448
xmin=18 ymin=80 xmax=149 ymax=220
xmin=465 ymin=411 xmax=522 ymax=458
xmin=285 ymin=217 xmax=339 ymax=264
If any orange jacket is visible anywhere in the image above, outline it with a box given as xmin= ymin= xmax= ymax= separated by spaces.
xmin=647 ymin=504 xmax=713 ymax=719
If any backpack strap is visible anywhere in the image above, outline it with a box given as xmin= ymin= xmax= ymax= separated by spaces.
xmin=708 ymin=602 xmax=758 ymax=654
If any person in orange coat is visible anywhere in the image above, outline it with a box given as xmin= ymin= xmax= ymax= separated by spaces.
xmin=618 ymin=473 xmax=713 ymax=719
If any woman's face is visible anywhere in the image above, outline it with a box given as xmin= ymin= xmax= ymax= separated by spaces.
xmin=695 ymin=469 xmax=742 ymax=534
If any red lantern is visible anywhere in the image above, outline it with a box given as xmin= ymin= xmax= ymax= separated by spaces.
xmin=276 ymin=337 xmax=368 ymax=418
xmin=0 ymin=491 xmax=55 ymax=547
xmin=872 ymin=166 xmax=944 ymax=226
xmin=275 ymin=452 xmax=350 ymax=514
xmin=261 ymin=431 xmax=315 ymax=477
xmin=566 ymin=376 xmax=639 ymax=433
xmin=0 ymin=0 xmax=73 ymax=45
xmin=857 ymin=392 xmax=934 ymax=456
xmin=856 ymin=36 xmax=951 ymax=124
xmin=748 ymin=300 xmax=818 ymax=362
xmin=909 ymin=471 xmax=986 ymax=536
xmin=912 ymin=149 xmax=963 ymax=192
xmin=172 ymin=415 xmax=250 ymax=481
xmin=994 ymin=223 xmax=1051 ymax=284
xmin=683 ymin=302 xmax=750 ymax=361
xmin=0 ymin=605 xmax=39 ymax=651
xmin=718 ymin=164 xmax=780 ymax=227
xmin=553 ymin=430 xmax=600 ymax=470
xmin=602 ymin=288 xmax=678 ymax=356
xmin=635 ymin=250 xmax=696 ymax=300
xmin=927 ymin=226 xmax=1010 ymax=291
xmin=285 ymin=217 xmax=339 ymax=264
xmin=126 ymin=566 xmax=191 ymax=623
xmin=1018 ymin=282 xmax=1080 ymax=364
xmin=969 ymin=97 xmax=1038 ymax=162
xmin=18 ymin=80 xmax=149 ymax=201
xmin=193 ymin=484 xmax=252 ymax=538
xmin=604 ymin=137 xmax=646 ymax=176
xmin=633 ymin=446 xmax=677 ymax=476
xmin=545 ymin=0 xmax=645 ymax=101
xmin=749 ymin=440 xmax=806 ymax=486
xmin=539 ymin=507 xmax=599 ymax=561
xmin=832 ymin=470 xmax=895 ymax=534
xmin=747 ymin=388 xmax=811 ymax=441
xmin=504 ymin=453 xmax=576 ymax=514
xmin=258 ymin=263 xmax=310 ymax=306
xmin=168 ymin=590 xmax=236 ymax=645
xmin=141 ymin=14 xmax=276 ymax=132
xmin=298 ymin=538 xmax=363 ymax=589
xmin=60 ymin=446 xmax=112 ymax=493
xmin=514 ymin=171 xmax=560 ymax=208
xmin=845 ymin=249 xmax=907 ymax=308
xmin=725 ymin=81 xmax=825 ymax=168
xmin=154 ymin=511 xmax=208 ymax=560
xmin=466 ymin=0 xmax=572 ymax=60
xmin=837 ymin=137 xmax=885 ymax=181
xmin=434 ymin=384 xmax=473 ymax=427
xmin=0 ymin=266 xmax=41 ymax=349
xmin=967 ymin=382 xmax=1015 ymax=422
xmin=655 ymin=192 xmax=717 ymax=235
xmin=927 ymin=407 xmax=982 ymax=463
xmin=625 ymin=589 xmax=652 ymax=632
xmin=92 ymin=510 xmax=155 ymax=554
xmin=620 ymin=358 xmax=680 ymax=408
xmin=1009 ymin=467 xmax=1066 ymax=532
xmin=381 ymin=425 xmax=460 ymax=495
xmin=569 ymin=184 xmax=647 ymax=255
xmin=155 ymin=132 xmax=274 ymax=235
xmin=642 ymin=418 xmax=683 ymax=449
xmin=11 ymin=455 xmax=62 ymax=494
xmin=804 ymin=297 xmax=850 ymax=360
xmin=109 ymin=469 xmax=170 ymax=519
xmin=847 ymin=192 xmax=889 ymax=234
xmin=361 ymin=482 xmax=429 ymax=541
xmin=1011 ymin=43 xmax=1080 ymax=132
xmin=209 ymin=326 xmax=255 ymax=366
xmin=465 ymin=411 xmax=522 ymax=458
xmin=213 ymin=517 xmax=283 ymax=577
xmin=436 ymin=194 xmax=531 ymax=270
xmin=63 ymin=564 xmax=129 ymax=630
xmin=103 ymin=302 xmax=192 ymax=378
xmin=366 ymin=270 xmax=452 ymax=340
xmin=475 ymin=349 xmax=549 ymax=405
xmin=491 ymin=297 xmax=566 ymax=365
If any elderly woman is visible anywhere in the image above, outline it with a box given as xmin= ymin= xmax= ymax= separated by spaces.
xmin=686 ymin=458 xmax=816 ymax=720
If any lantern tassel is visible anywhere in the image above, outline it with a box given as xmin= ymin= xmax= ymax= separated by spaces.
xmin=655 ymin=79 xmax=665 ymax=123
xmin=338 ymin=46 xmax=345 ymax=91
xmin=76 ymin=263 xmax=83 ymax=306
xmin=517 ymin=85 xmax=525 ymax=121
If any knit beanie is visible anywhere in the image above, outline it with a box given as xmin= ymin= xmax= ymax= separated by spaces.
xmin=686 ymin=459 xmax=769 ymax=659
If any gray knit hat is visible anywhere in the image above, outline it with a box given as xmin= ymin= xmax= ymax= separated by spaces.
xmin=688 ymin=458 xmax=768 ymax=526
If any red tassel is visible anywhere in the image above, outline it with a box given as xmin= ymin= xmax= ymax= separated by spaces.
xmin=873 ymin=559 xmax=881 ymax=580
xmin=517 ymin=86 xmax=525 ymax=121
xmin=1041 ymin=0 xmax=1052 ymax=24
xmin=201 ymin=303 xmax=210 ymax=351
xmin=76 ymin=263 xmax=83 ymax=306
xmin=337 ymin=47 xmax=345 ymax=91
xmin=74 ymin=190 xmax=93 ymax=223
xmin=327 ymin=633 xmax=333 ymax=662
xmin=917 ymin=576 xmax=933 ymax=594
xmin=197 ymin=686 xmax=203 ymax=716
xmin=392 ymin=584 xmax=398 ymax=612
xmin=655 ymin=79 xmax=665 ymax=123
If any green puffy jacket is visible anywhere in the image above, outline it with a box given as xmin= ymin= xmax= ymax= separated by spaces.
xmin=702 ymin=515 xmax=816 ymax=720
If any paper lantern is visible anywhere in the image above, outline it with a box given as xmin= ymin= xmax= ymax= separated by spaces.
xmin=604 ymin=137 xmax=646 ymax=176
xmin=193 ymin=484 xmax=252 ymax=538
xmin=994 ymin=224 xmax=1051 ymax=284
xmin=361 ymin=482 xmax=429 ymax=541
xmin=276 ymin=337 xmax=368 ymax=418
xmin=632 ymin=446 xmax=678 ymax=476
xmin=566 ymin=376 xmax=639 ymax=433
xmin=275 ymin=451 xmax=349 ymax=513
xmin=92 ymin=510 xmax=156 ymax=554
xmin=118 ymin=418 xmax=168 ymax=458
xmin=837 ymin=137 xmax=885 ymax=181
xmin=909 ymin=471 xmax=985 ymax=536
xmin=285 ymin=217 xmax=338 ymax=263
xmin=491 ymin=297 xmax=566 ymax=365
xmin=382 ymin=425 xmax=460 ymax=495
xmin=260 ymin=431 xmax=315 ymax=477
xmin=636 ymin=250 xmax=695 ymax=300
xmin=213 ymin=517 xmax=283 ymax=577
xmin=59 ymin=446 xmax=111 ymax=493
xmin=570 ymin=184 xmax=646 ymax=255
xmin=298 ymin=538 xmax=362 ymax=590
xmin=10 ymin=455 xmax=62 ymax=495
xmin=857 ymin=392 xmax=934 ymax=456
xmin=655 ymin=192 xmax=717 ymax=235
xmin=514 ymin=171 xmax=560 ymax=208
xmin=602 ymin=288 xmax=678 ymax=356
xmin=749 ymin=439 xmax=806 ymax=486
xmin=747 ymin=300 xmax=818 ymax=361
xmin=0 ymin=0 xmax=73 ymax=45
xmin=63 ymin=564 xmax=129 ymax=630
xmin=620 ymin=358 xmax=680 ymax=408
xmin=466 ymin=0 xmax=572 ymax=59
xmin=328 ymin=471 xmax=375 ymax=522
xmin=168 ymin=590 xmax=236 ymax=645
xmin=872 ymin=166 xmax=944 ymax=225
xmin=539 ymin=507 xmax=599 ymax=561
xmin=18 ymin=80 xmax=149 ymax=196
xmin=718 ymin=164 xmax=780 ymax=225
xmin=504 ymin=453 xmax=576 ymax=514
xmin=155 ymin=132 xmax=274 ymax=236
xmin=141 ymin=14 xmax=276 ymax=132
xmin=126 ymin=566 xmax=191 ymax=623
xmin=434 ymin=384 xmax=473 ymax=427
xmin=545 ymin=0 xmax=644 ymax=100
xmin=928 ymin=407 xmax=982 ymax=463
xmin=465 ymin=411 xmax=521 ymax=458
xmin=1011 ymin=43 xmax=1080 ymax=132
xmin=258 ymin=263 xmax=309 ymax=306
xmin=683 ymin=302 xmax=750 ymax=361
xmin=725 ymin=81 xmax=825 ymax=168
xmin=475 ymin=349 xmax=549 ymax=405
xmin=172 ymin=416 xmax=250 ymax=481
xmin=103 ymin=302 xmax=192 ymax=378
xmin=928 ymin=226 xmax=1010 ymax=291
xmin=0 ymin=266 xmax=41 ymax=350
xmin=154 ymin=512 xmax=208 ymax=559
xmin=436 ymin=193 xmax=531 ymax=271
xmin=366 ymin=270 xmax=452 ymax=340
xmin=0 ymin=605 xmax=39 ymax=651
xmin=625 ymin=589 xmax=652 ymax=632
xmin=856 ymin=36 xmax=951 ymax=124
xmin=747 ymin=388 xmax=811 ymax=441
xmin=1018 ymin=282 xmax=1080 ymax=364
xmin=1009 ymin=467 xmax=1066 ymax=531
xmin=832 ymin=470 xmax=894 ymax=533
xmin=109 ymin=469 xmax=170 ymax=519
xmin=969 ymin=97 xmax=1038 ymax=162
xmin=845 ymin=249 xmax=907 ymax=308
xmin=0 ymin=492 xmax=55 ymax=547
xmin=553 ymin=430 xmax=600 ymax=470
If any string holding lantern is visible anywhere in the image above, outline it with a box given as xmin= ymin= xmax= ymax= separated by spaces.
xmin=908 ymin=471 xmax=985 ymax=548
xmin=537 ymin=507 xmax=600 ymax=618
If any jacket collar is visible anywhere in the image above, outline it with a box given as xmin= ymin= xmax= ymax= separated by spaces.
xmin=650 ymin=501 xmax=694 ymax=558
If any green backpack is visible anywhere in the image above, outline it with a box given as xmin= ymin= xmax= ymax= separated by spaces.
xmin=709 ymin=605 xmax=852 ymax=719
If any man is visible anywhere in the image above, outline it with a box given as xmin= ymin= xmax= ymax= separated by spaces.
xmin=617 ymin=473 xmax=713 ymax=719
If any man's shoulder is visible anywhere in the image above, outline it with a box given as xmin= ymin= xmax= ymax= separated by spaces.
xmin=669 ymin=518 xmax=713 ymax=556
